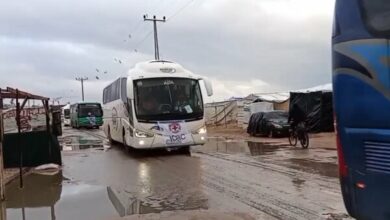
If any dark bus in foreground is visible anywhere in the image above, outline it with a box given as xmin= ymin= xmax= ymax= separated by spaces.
xmin=70 ymin=102 xmax=103 ymax=129
xmin=333 ymin=0 xmax=390 ymax=219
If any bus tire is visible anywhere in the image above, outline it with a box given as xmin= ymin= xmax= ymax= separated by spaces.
xmin=122 ymin=128 xmax=128 ymax=148
xmin=178 ymin=146 xmax=190 ymax=155
xmin=107 ymin=126 xmax=114 ymax=143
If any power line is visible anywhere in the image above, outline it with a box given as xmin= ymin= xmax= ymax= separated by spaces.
xmin=167 ymin=0 xmax=196 ymax=21
xmin=127 ymin=0 xmax=196 ymax=56
xmin=131 ymin=30 xmax=154 ymax=52
xmin=143 ymin=15 xmax=166 ymax=60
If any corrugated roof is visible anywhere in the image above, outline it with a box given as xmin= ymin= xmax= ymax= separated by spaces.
xmin=251 ymin=92 xmax=290 ymax=103
xmin=250 ymin=83 xmax=332 ymax=103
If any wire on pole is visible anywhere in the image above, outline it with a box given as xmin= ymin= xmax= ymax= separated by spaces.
xmin=143 ymin=15 xmax=166 ymax=60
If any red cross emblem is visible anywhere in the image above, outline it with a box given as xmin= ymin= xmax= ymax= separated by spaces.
xmin=169 ymin=122 xmax=181 ymax=134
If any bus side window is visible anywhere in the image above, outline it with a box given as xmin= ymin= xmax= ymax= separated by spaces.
xmin=128 ymin=99 xmax=134 ymax=126
xmin=121 ymin=77 xmax=127 ymax=103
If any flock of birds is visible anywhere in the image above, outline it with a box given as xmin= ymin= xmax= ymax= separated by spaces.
xmin=92 ymin=33 xmax=133 ymax=80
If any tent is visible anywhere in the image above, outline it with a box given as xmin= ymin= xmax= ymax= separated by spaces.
xmin=289 ymin=91 xmax=334 ymax=133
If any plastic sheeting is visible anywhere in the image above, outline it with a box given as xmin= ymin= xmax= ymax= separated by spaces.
xmin=289 ymin=92 xmax=334 ymax=133
xmin=246 ymin=112 xmax=264 ymax=135
xmin=250 ymin=102 xmax=274 ymax=115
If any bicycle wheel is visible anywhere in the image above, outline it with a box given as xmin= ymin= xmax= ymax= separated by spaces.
xmin=300 ymin=132 xmax=309 ymax=149
xmin=289 ymin=132 xmax=297 ymax=146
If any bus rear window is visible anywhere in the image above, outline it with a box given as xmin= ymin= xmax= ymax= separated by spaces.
xmin=79 ymin=104 xmax=102 ymax=117
xmin=361 ymin=0 xmax=390 ymax=34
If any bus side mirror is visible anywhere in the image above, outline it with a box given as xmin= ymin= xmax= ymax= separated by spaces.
xmin=203 ymin=78 xmax=213 ymax=97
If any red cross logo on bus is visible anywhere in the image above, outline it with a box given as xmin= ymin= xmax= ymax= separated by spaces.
xmin=169 ymin=122 xmax=181 ymax=134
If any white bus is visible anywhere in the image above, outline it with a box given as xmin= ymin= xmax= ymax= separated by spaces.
xmin=62 ymin=104 xmax=71 ymax=126
xmin=102 ymin=60 xmax=213 ymax=152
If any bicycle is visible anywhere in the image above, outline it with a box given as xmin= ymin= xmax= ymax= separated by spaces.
xmin=288 ymin=122 xmax=309 ymax=149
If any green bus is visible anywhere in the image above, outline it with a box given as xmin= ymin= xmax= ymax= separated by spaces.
xmin=70 ymin=102 xmax=103 ymax=129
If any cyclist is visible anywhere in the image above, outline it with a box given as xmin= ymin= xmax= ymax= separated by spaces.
xmin=288 ymin=104 xmax=306 ymax=132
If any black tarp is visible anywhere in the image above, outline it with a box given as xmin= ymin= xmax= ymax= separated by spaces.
xmin=289 ymin=91 xmax=334 ymax=133
xmin=247 ymin=112 xmax=264 ymax=135
xmin=3 ymin=130 xmax=62 ymax=168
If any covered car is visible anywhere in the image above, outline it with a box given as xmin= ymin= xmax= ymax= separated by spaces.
xmin=247 ymin=111 xmax=290 ymax=137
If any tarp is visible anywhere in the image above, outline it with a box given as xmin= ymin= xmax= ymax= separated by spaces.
xmin=251 ymin=93 xmax=290 ymax=103
xmin=249 ymin=102 xmax=274 ymax=115
xmin=295 ymin=83 xmax=332 ymax=93
xmin=246 ymin=112 xmax=264 ymax=135
xmin=289 ymin=92 xmax=334 ymax=133
xmin=3 ymin=130 xmax=62 ymax=168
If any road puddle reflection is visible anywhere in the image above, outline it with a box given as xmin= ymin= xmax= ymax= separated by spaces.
xmin=107 ymin=187 xmax=208 ymax=216
xmin=202 ymin=137 xmax=288 ymax=156
xmin=286 ymin=158 xmax=338 ymax=178
xmin=1 ymin=171 xmax=208 ymax=219
xmin=1 ymin=173 xmax=117 ymax=220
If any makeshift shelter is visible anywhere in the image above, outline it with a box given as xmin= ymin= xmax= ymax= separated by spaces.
xmin=251 ymin=92 xmax=290 ymax=112
xmin=0 ymin=87 xmax=62 ymax=193
xmin=289 ymin=91 xmax=334 ymax=133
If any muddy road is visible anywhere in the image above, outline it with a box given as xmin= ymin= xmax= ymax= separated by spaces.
xmin=1 ymin=127 xmax=351 ymax=220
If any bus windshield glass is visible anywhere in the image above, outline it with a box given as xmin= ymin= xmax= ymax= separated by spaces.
xmin=78 ymin=104 xmax=102 ymax=117
xmin=361 ymin=0 xmax=390 ymax=33
xmin=64 ymin=109 xmax=70 ymax=119
xmin=135 ymin=78 xmax=203 ymax=121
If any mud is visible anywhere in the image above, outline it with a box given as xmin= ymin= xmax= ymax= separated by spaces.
xmin=0 ymin=128 xmax=351 ymax=220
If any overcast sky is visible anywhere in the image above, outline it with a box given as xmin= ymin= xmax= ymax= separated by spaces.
xmin=0 ymin=0 xmax=335 ymax=103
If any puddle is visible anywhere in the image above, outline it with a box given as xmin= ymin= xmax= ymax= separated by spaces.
xmin=1 ymin=172 xmax=208 ymax=219
xmin=202 ymin=137 xmax=288 ymax=156
xmin=108 ymin=187 xmax=208 ymax=217
xmin=2 ymin=172 xmax=117 ymax=220
xmin=60 ymin=134 xmax=103 ymax=146
xmin=61 ymin=144 xmax=107 ymax=151
xmin=286 ymin=158 xmax=338 ymax=178
xmin=60 ymin=134 xmax=109 ymax=151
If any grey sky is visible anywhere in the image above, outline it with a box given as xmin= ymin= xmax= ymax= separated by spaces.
xmin=0 ymin=0 xmax=335 ymax=103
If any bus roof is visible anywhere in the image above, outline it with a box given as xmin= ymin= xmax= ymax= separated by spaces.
xmin=70 ymin=102 xmax=101 ymax=106
xmin=127 ymin=60 xmax=201 ymax=80
xmin=62 ymin=104 xmax=70 ymax=110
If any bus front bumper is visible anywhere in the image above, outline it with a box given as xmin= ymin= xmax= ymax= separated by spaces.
xmin=132 ymin=133 xmax=207 ymax=149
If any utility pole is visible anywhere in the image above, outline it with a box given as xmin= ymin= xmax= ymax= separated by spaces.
xmin=143 ymin=15 xmax=166 ymax=60
xmin=75 ymin=77 xmax=88 ymax=101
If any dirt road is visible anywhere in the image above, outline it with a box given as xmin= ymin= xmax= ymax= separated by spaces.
xmin=0 ymin=127 xmax=351 ymax=220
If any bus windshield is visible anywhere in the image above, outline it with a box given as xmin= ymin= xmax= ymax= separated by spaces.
xmin=64 ymin=109 xmax=70 ymax=119
xmin=134 ymin=78 xmax=203 ymax=121
xmin=361 ymin=0 xmax=390 ymax=33
xmin=78 ymin=104 xmax=102 ymax=117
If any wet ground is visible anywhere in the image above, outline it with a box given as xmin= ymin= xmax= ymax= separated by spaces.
xmin=0 ymin=127 xmax=352 ymax=220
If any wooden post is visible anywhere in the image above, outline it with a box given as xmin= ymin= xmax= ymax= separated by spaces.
xmin=44 ymin=100 xmax=52 ymax=161
xmin=224 ymin=107 xmax=227 ymax=128
xmin=16 ymin=89 xmax=23 ymax=188
xmin=51 ymin=205 xmax=55 ymax=220
xmin=0 ymin=88 xmax=5 ymax=201
xmin=214 ymin=106 xmax=217 ymax=126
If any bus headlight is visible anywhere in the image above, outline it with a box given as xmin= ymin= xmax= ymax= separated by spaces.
xmin=194 ymin=126 xmax=207 ymax=134
xmin=135 ymin=130 xmax=154 ymax=138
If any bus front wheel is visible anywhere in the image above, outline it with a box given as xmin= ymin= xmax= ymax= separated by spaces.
xmin=122 ymin=129 xmax=128 ymax=148
xmin=107 ymin=126 xmax=114 ymax=143
xmin=178 ymin=146 xmax=190 ymax=155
